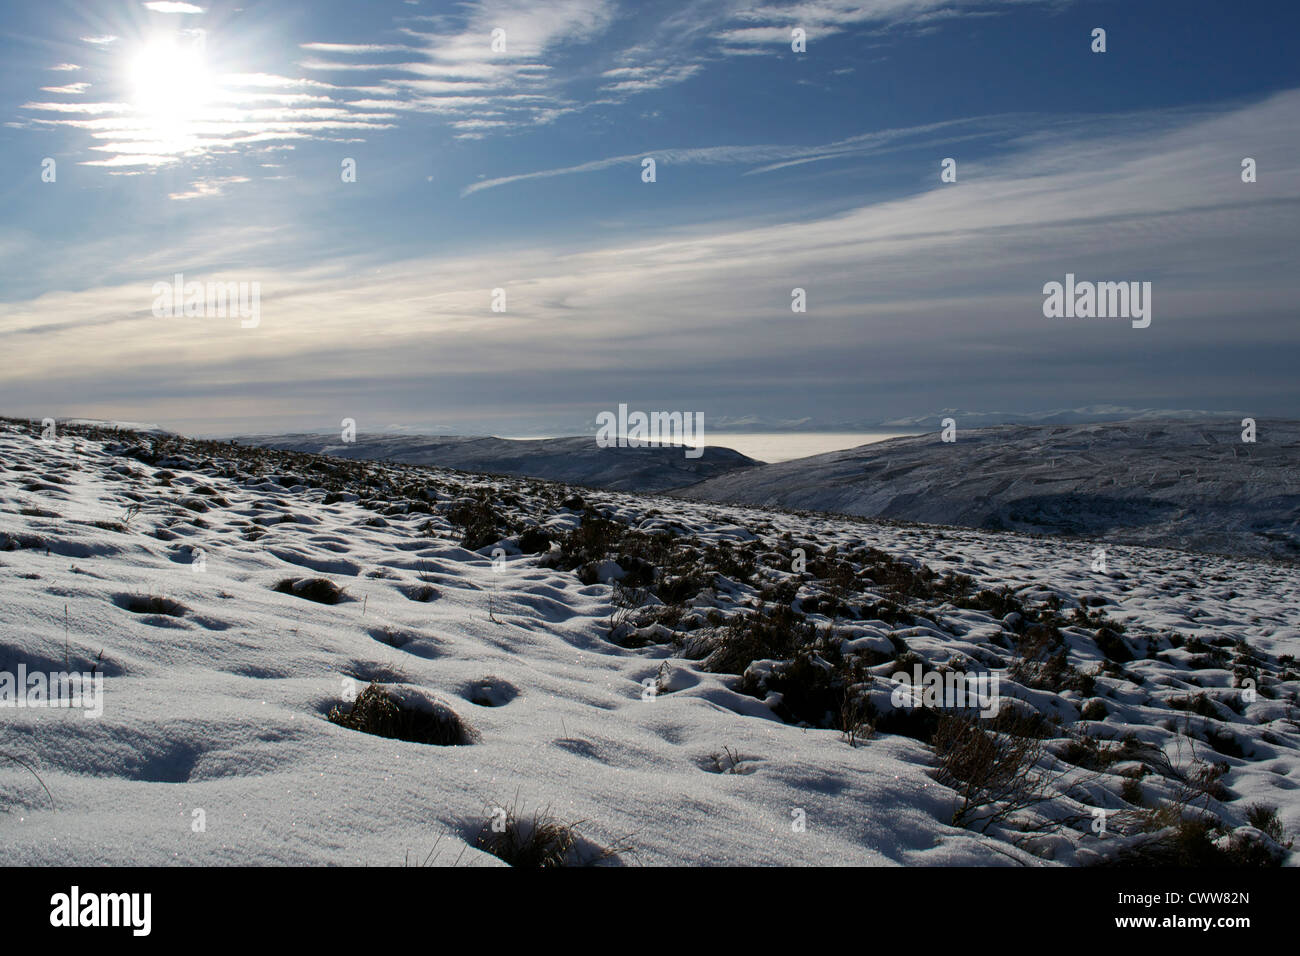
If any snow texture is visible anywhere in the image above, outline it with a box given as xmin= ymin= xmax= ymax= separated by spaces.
xmin=1 ymin=419 xmax=1296 ymax=866
xmin=677 ymin=420 xmax=1300 ymax=562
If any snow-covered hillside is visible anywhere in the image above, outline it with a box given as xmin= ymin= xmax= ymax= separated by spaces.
xmin=2 ymin=418 xmax=1297 ymax=866
xmin=235 ymin=433 xmax=757 ymax=492
xmin=676 ymin=420 xmax=1300 ymax=563
xmin=879 ymin=406 xmax=1250 ymax=428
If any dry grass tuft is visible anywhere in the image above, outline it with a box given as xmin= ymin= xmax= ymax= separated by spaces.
xmin=328 ymin=683 xmax=472 ymax=746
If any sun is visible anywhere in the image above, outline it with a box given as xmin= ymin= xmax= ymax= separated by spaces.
xmin=128 ymin=34 xmax=216 ymax=118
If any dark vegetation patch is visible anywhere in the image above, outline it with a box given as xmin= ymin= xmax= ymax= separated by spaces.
xmin=1080 ymin=698 xmax=1109 ymax=721
xmin=113 ymin=593 xmax=187 ymax=617
xmin=0 ymin=531 xmax=47 ymax=552
xmin=400 ymin=584 xmax=439 ymax=603
xmin=1009 ymin=624 xmax=1094 ymax=695
xmin=1093 ymin=627 xmax=1134 ymax=663
xmin=274 ymin=576 xmax=347 ymax=605
xmin=446 ymin=495 xmax=512 ymax=551
xmin=19 ymin=507 xmax=59 ymax=518
xmin=517 ymin=526 xmax=551 ymax=554
xmin=1245 ymin=803 xmax=1291 ymax=846
xmin=1100 ymin=819 xmax=1286 ymax=867
xmin=86 ymin=520 xmax=128 ymax=533
xmin=931 ymin=711 xmax=1060 ymax=832
xmin=472 ymin=800 xmax=628 ymax=867
xmin=327 ymin=683 xmax=471 ymax=746
xmin=700 ymin=602 xmax=815 ymax=677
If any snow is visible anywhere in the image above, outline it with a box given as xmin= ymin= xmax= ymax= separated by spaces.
xmin=1 ymin=419 xmax=1297 ymax=866
xmin=676 ymin=419 xmax=1300 ymax=562
xmin=235 ymin=433 xmax=757 ymax=492
xmin=880 ymin=406 xmax=1253 ymax=428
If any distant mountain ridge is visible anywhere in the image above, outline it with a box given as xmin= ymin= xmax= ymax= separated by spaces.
xmin=878 ymin=405 xmax=1250 ymax=429
xmin=663 ymin=405 xmax=1251 ymax=432
xmin=33 ymin=416 xmax=1298 ymax=560
xmin=233 ymin=432 xmax=757 ymax=492
xmin=672 ymin=419 xmax=1300 ymax=562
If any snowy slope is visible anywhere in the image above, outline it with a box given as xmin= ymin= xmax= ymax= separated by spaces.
xmin=675 ymin=420 xmax=1300 ymax=562
xmin=1 ymin=418 xmax=1297 ymax=867
xmin=879 ymin=406 xmax=1249 ymax=428
xmin=234 ymin=433 xmax=757 ymax=492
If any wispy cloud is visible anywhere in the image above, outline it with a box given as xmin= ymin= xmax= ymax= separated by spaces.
xmin=142 ymin=2 xmax=205 ymax=13
xmin=330 ymin=0 xmax=1069 ymax=138
xmin=39 ymin=82 xmax=92 ymax=94
xmin=22 ymin=101 xmax=129 ymax=114
xmin=294 ymin=0 xmax=616 ymax=136
xmin=22 ymin=48 xmax=399 ymax=170
xmin=31 ymin=0 xmax=1069 ymax=176
xmin=716 ymin=0 xmax=1040 ymax=52
xmin=6 ymin=89 xmax=1296 ymax=429
xmin=167 ymin=175 xmax=251 ymax=200
xmin=300 ymin=42 xmax=421 ymax=54
xmin=461 ymin=113 xmax=1023 ymax=194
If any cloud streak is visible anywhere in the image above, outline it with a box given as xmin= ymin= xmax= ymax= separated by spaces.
xmin=461 ymin=113 xmax=1031 ymax=194
xmin=5 ymin=88 xmax=1297 ymax=430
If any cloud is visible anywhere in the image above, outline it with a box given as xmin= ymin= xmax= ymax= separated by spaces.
xmin=593 ymin=1 xmax=1067 ymax=102
xmin=300 ymin=43 xmax=421 ymax=53
xmin=22 ymin=101 xmax=129 ymax=114
xmin=166 ymin=176 xmax=251 ymax=200
xmin=310 ymin=0 xmax=1070 ymax=139
xmin=460 ymin=113 xmax=1022 ymax=194
xmin=22 ymin=53 xmax=399 ymax=168
xmin=602 ymin=64 xmax=702 ymax=93
xmin=717 ymin=0 xmax=1044 ymax=51
xmin=142 ymin=2 xmax=205 ymax=12
xmin=300 ymin=0 xmax=618 ymax=128
xmin=5 ymin=89 xmax=1298 ymax=429
xmin=34 ymin=0 xmax=1068 ymax=174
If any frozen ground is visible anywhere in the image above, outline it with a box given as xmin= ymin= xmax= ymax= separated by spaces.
xmin=237 ymin=432 xmax=757 ymax=492
xmin=1 ymin=418 xmax=1297 ymax=866
xmin=678 ymin=419 xmax=1300 ymax=562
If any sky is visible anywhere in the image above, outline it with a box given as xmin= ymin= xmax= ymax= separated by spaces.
xmin=1 ymin=0 xmax=1298 ymax=437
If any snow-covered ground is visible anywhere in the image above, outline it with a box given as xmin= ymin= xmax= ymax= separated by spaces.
xmin=678 ymin=419 xmax=1300 ymax=562
xmin=2 ymin=419 xmax=1297 ymax=866
xmin=236 ymin=432 xmax=757 ymax=492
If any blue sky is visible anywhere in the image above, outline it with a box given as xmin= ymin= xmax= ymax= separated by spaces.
xmin=1 ymin=0 xmax=1298 ymax=435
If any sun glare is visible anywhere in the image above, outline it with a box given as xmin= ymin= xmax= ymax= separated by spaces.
xmin=124 ymin=33 xmax=223 ymax=157
xmin=129 ymin=35 xmax=215 ymax=117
